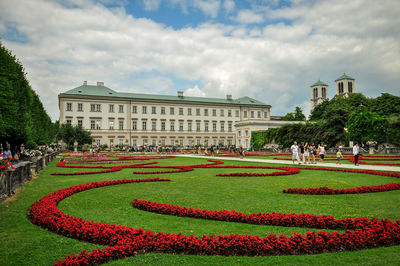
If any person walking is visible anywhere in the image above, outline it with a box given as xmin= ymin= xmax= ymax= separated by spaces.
xmin=310 ymin=143 xmax=316 ymax=164
xmin=318 ymin=143 xmax=326 ymax=162
xmin=304 ymin=142 xmax=310 ymax=164
xmin=336 ymin=149 xmax=343 ymax=165
xmin=353 ymin=143 xmax=360 ymax=166
xmin=299 ymin=142 xmax=305 ymax=164
xmin=239 ymin=145 xmax=244 ymax=159
xmin=290 ymin=141 xmax=300 ymax=164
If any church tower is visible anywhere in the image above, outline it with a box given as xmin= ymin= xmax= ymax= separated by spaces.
xmin=335 ymin=72 xmax=355 ymax=97
xmin=310 ymin=78 xmax=328 ymax=109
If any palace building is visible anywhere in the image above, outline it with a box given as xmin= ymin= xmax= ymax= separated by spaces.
xmin=59 ymin=81 xmax=294 ymax=149
xmin=310 ymin=73 xmax=356 ymax=109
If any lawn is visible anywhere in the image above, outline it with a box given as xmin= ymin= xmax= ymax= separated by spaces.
xmin=1 ymin=155 xmax=400 ymax=265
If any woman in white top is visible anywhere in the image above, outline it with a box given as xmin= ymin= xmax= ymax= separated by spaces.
xmin=304 ymin=142 xmax=310 ymax=164
xmin=290 ymin=141 xmax=300 ymax=164
xmin=318 ymin=143 xmax=326 ymax=162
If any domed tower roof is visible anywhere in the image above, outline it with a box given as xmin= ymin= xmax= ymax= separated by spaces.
xmin=335 ymin=72 xmax=355 ymax=82
xmin=310 ymin=78 xmax=328 ymax=87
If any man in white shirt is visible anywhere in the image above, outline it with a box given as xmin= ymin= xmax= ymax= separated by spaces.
xmin=353 ymin=143 xmax=360 ymax=166
xmin=291 ymin=141 xmax=300 ymax=164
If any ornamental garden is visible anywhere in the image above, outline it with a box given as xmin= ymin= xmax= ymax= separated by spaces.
xmin=1 ymin=152 xmax=400 ymax=265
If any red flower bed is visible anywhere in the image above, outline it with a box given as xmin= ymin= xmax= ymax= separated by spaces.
xmin=283 ymin=183 xmax=400 ymax=195
xmin=133 ymin=166 xmax=194 ymax=174
xmin=214 ymin=166 xmax=300 ymax=177
xmin=28 ymin=177 xmax=400 ymax=265
xmin=350 ymin=157 xmax=400 ymax=166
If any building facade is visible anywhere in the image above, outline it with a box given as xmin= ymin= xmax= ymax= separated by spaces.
xmin=335 ymin=73 xmax=355 ymax=97
xmin=59 ymin=82 xmax=277 ymax=149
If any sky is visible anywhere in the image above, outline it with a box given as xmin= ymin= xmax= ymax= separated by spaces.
xmin=0 ymin=0 xmax=399 ymax=121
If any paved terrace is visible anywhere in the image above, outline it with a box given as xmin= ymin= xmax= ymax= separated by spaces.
xmin=176 ymin=154 xmax=400 ymax=172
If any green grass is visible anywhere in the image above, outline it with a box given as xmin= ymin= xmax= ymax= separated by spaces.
xmin=1 ymin=156 xmax=400 ymax=265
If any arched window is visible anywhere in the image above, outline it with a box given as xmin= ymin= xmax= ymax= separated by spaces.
xmin=348 ymin=82 xmax=353 ymax=93
xmin=339 ymin=82 xmax=343 ymax=94
xmin=322 ymin=87 xmax=326 ymax=98
xmin=313 ymin=88 xmax=318 ymax=98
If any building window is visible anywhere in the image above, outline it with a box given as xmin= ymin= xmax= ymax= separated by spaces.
xmin=322 ymin=87 xmax=326 ymax=98
xmin=197 ymin=139 xmax=201 ymax=146
xmin=170 ymin=107 xmax=174 ymax=115
xmin=78 ymin=119 xmax=83 ymax=127
xmin=132 ymin=106 xmax=137 ymax=113
xmin=188 ymin=139 xmax=192 ymax=147
xmin=132 ymin=121 xmax=137 ymax=130
xmin=228 ymin=110 xmax=231 ymax=117
xmin=220 ymin=109 xmax=224 ymax=116
xmin=161 ymin=107 xmax=165 ymax=114
xmin=142 ymin=106 xmax=147 ymax=114
xmin=96 ymin=120 xmax=101 ymax=130
xmin=179 ymin=139 xmax=183 ymax=146
xmin=66 ymin=119 xmax=72 ymax=125
xmin=257 ymin=111 xmax=261 ymax=118
xmin=251 ymin=111 xmax=254 ymax=118
xmin=119 ymin=121 xmax=123 ymax=130
xmin=245 ymin=130 xmax=249 ymax=136
xmin=244 ymin=111 xmax=247 ymax=118
xmin=204 ymin=109 xmax=208 ymax=116
xmin=152 ymin=121 xmax=156 ymax=131
xmin=152 ymin=139 xmax=156 ymax=146
xmin=188 ymin=108 xmax=192 ymax=115
xmin=170 ymin=140 xmax=175 ymax=146
xmin=96 ymin=104 xmax=101 ymax=112
xmin=196 ymin=108 xmax=200 ymax=116
xmin=221 ymin=139 xmax=224 ymax=146
xmin=212 ymin=109 xmax=216 ymax=116
xmin=179 ymin=122 xmax=184 ymax=131
xmin=196 ymin=122 xmax=200 ymax=132
xmin=119 ymin=139 xmax=124 ymax=145
xmin=228 ymin=139 xmax=232 ymax=146
xmin=264 ymin=112 xmax=268 ymax=118
xmin=188 ymin=122 xmax=192 ymax=131
xmin=161 ymin=121 xmax=166 ymax=131
xmin=348 ymin=82 xmax=353 ymax=93
xmin=220 ymin=122 xmax=225 ymax=132
xmin=313 ymin=88 xmax=318 ymax=98
xmin=238 ymin=131 xmax=241 ymax=137
xmin=161 ymin=139 xmax=165 ymax=146
xmin=170 ymin=122 xmax=175 ymax=131
xmin=132 ymin=139 xmax=137 ymax=146
xmin=213 ymin=122 xmax=217 ymax=131
xmin=96 ymin=139 xmax=101 ymax=147
xmin=142 ymin=121 xmax=147 ymax=130
xmin=119 ymin=105 xmax=124 ymax=113
xmin=213 ymin=139 xmax=217 ymax=146
xmin=235 ymin=110 xmax=239 ymax=117
xmin=339 ymin=82 xmax=344 ymax=94
xmin=90 ymin=120 xmax=95 ymax=129
xmin=91 ymin=104 xmax=95 ymax=112
xmin=77 ymin=103 xmax=83 ymax=112
xmin=109 ymin=120 xmax=114 ymax=130
xmin=228 ymin=123 xmax=232 ymax=132
xmin=109 ymin=104 xmax=114 ymax=113
xmin=66 ymin=103 xmax=72 ymax=111
xmin=142 ymin=139 xmax=147 ymax=146
xmin=152 ymin=106 xmax=156 ymax=114
xmin=204 ymin=122 xmax=209 ymax=132
xmin=179 ymin=108 xmax=183 ymax=115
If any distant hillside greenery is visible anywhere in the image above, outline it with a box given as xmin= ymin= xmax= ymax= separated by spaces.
xmin=251 ymin=93 xmax=400 ymax=149
xmin=0 ymin=42 xmax=56 ymax=150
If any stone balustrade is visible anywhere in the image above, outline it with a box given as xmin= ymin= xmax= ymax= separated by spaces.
xmin=0 ymin=152 xmax=58 ymax=202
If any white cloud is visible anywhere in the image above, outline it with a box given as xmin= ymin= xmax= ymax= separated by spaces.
xmin=0 ymin=0 xmax=399 ymax=122
xmin=223 ymin=0 xmax=235 ymax=14
xmin=193 ymin=0 xmax=221 ymax=18
xmin=142 ymin=0 xmax=161 ymax=11
xmin=184 ymin=85 xmax=206 ymax=97
xmin=234 ymin=9 xmax=264 ymax=24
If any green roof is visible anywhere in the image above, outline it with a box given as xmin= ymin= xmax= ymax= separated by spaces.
xmin=310 ymin=79 xmax=328 ymax=87
xmin=335 ymin=73 xmax=355 ymax=82
xmin=59 ymin=84 xmax=269 ymax=107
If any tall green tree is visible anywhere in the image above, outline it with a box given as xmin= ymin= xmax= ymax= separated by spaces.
xmin=346 ymin=109 xmax=388 ymax=143
xmin=57 ymin=124 xmax=93 ymax=149
xmin=282 ymin=106 xmax=306 ymax=121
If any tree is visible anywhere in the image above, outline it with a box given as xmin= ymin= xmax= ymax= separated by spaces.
xmin=370 ymin=93 xmax=400 ymax=117
xmin=345 ymin=109 xmax=388 ymax=144
xmin=282 ymin=106 xmax=305 ymax=121
xmin=57 ymin=124 xmax=93 ymax=149
xmin=294 ymin=106 xmax=306 ymax=121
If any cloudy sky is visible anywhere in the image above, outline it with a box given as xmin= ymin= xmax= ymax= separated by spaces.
xmin=1 ymin=0 xmax=399 ymax=121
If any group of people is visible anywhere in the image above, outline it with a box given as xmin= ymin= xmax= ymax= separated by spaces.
xmin=1 ymin=145 xmax=20 ymax=164
xmin=291 ymin=141 xmax=361 ymax=166
xmin=290 ymin=141 xmax=326 ymax=165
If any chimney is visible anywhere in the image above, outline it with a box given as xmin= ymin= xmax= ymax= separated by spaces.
xmin=83 ymin=81 xmax=87 ymax=85
xmin=97 ymin=81 xmax=104 ymax=86
xmin=177 ymin=91 xmax=184 ymax=98
xmin=226 ymin=94 xmax=232 ymax=100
